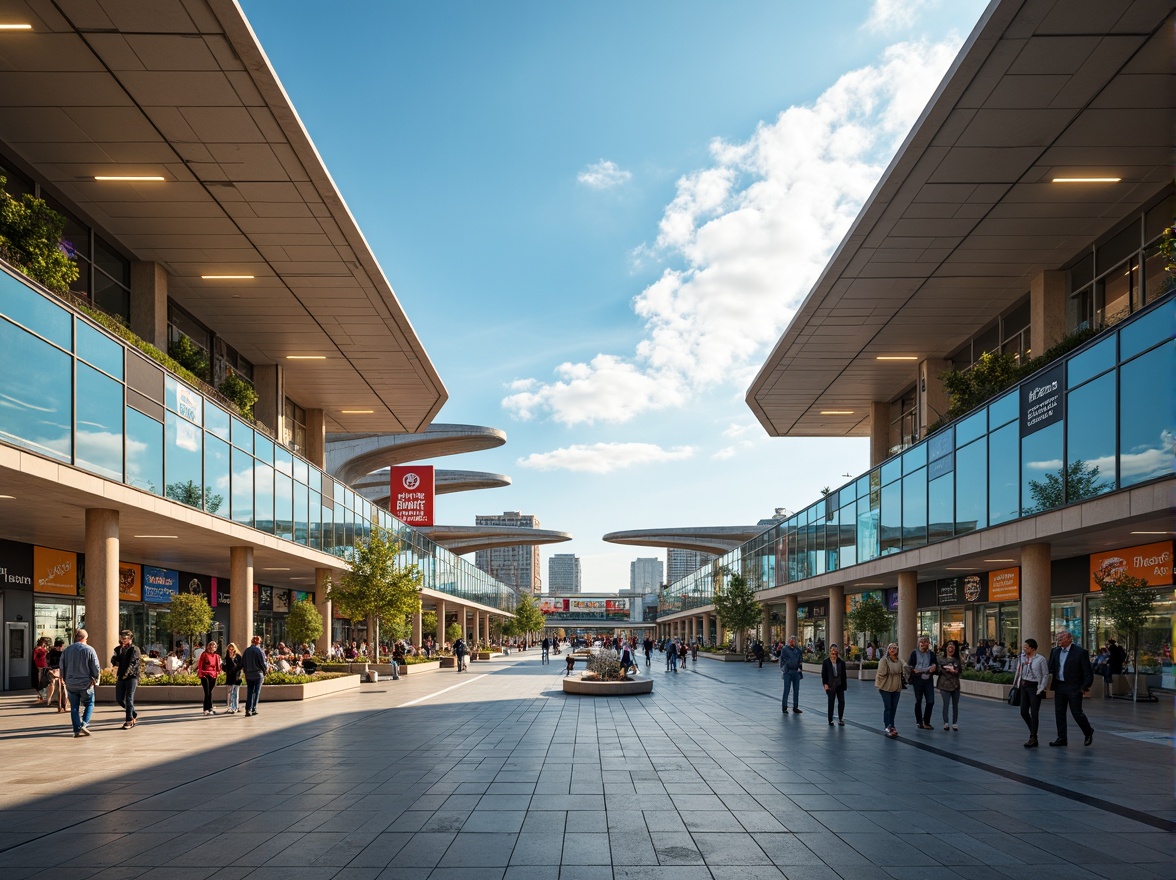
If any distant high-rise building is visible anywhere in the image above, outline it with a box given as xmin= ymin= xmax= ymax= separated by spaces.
xmin=548 ymin=553 xmax=581 ymax=594
xmin=474 ymin=511 xmax=542 ymax=596
xmin=666 ymin=548 xmax=716 ymax=586
xmin=630 ymin=557 xmax=663 ymax=592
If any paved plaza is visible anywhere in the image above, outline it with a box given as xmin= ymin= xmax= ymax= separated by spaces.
xmin=0 ymin=652 xmax=1172 ymax=880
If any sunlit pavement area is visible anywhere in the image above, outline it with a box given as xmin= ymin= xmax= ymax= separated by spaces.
xmin=0 ymin=652 xmax=1173 ymax=880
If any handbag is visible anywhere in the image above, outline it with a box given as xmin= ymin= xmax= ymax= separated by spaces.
xmin=1007 ymin=686 xmax=1021 ymax=706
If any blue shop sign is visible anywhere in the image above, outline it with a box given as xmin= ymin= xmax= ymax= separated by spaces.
xmin=143 ymin=566 xmax=179 ymax=603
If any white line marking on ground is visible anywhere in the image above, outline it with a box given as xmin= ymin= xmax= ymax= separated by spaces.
xmin=398 ymin=674 xmax=488 ymax=707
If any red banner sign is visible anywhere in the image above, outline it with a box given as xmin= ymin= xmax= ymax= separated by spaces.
xmin=390 ymin=465 xmax=435 ymax=526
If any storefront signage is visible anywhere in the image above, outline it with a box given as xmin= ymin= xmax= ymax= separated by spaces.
xmin=0 ymin=539 xmax=33 ymax=588
xmin=176 ymin=384 xmax=201 ymax=424
xmin=273 ymin=589 xmax=291 ymax=613
xmin=217 ymin=583 xmax=232 ymax=606
xmin=988 ymin=567 xmax=1020 ymax=601
xmin=885 ymin=588 xmax=898 ymax=611
xmin=390 ymin=465 xmax=434 ymax=527
xmin=1089 ymin=541 xmax=1173 ymax=591
xmin=34 ymin=546 xmax=77 ymax=596
xmin=259 ymin=585 xmax=273 ymax=611
xmin=118 ymin=562 xmax=142 ymax=602
xmin=539 ymin=597 xmax=630 ymax=620
xmin=1020 ymin=362 xmax=1065 ymax=436
xmin=179 ymin=572 xmax=215 ymax=606
xmin=142 ymin=567 xmax=179 ymax=603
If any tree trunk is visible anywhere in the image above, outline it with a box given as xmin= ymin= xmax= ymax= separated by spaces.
xmin=1131 ymin=633 xmax=1139 ymax=704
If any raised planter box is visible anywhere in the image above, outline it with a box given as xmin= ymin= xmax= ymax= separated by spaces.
xmin=697 ymin=652 xmax=745 ymax=662
xmin=95 ymin=674 xmax=362 ymax=703
xmin=563 ymin=677 xmax=653 ymax=695
xmin=438 ymin=656 xmax=457 ymax=668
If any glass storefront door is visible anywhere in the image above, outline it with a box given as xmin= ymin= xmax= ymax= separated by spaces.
xmin=34 ymin=600 xmax=80 ymax=645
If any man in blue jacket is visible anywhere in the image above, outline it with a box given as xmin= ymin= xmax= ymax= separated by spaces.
xmin=59 ymin=629 xmax=101 ymax=736
xmin=243 ymin=635 xmax=268 ymax=716
xmin=779 ymin=635 xmax=803 ymax=713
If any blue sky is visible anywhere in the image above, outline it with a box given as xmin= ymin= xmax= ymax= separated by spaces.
xmin=241 ymin=0 xmax=990 ymax=591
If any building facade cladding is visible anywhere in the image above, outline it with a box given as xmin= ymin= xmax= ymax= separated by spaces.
xmin=474 ymin=511 xmax=542 ymax=595
xmin=548 ymin=553 xmax=581 ymax=593
xmin=667 ymin=548 xmax=715 ymax=585
xmin=662 ymin=294 xmax=1175 ymax=677
xmin=630 ymin=557 xmax=664 ymax=592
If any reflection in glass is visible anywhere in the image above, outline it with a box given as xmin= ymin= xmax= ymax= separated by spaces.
xmin=231 ymin=448 xmax=253 ymax=527
xmin=989 ymin=391 xmax=1017 ymax=428
xmin=1021 ymin=422 xmax=1063 ymax=514
xmin=1120 ymin=298 xmax=1173 ymax=360
xmin=164 ymin=411 xmax=204 ymax=509
xmin=989 ymin=423 xmax=1019 ymax=525
xmin=75 ymin=321 xmax=123 ymax=380
xmin=0 ymin=319 xmax=72 ymax=460
xmin=293 ymin=481 xmax=309 ymax=545
xmin=903 ymin=441 xmax=927 ymax=474
xmin=902 ymin=467 xmax=927 ymax=549
xmin=1119 ymin=340 xmax=1175 ymax=487
xmin=274 ymin=469 xmax=293 ymax=539
xmin=309 ymin=490 xmax=321 ymax=550
xmin=125 ymin=408 xmax=162 ymax=494
xmin=231 ymin=417 xmax=253 ymax=451
xmin=1066 ymin=373 xmax=1116 ymax=502
xmin=0 ymin=271 xmax=72 ymax=347
xmin=954 ymin=438 xmax=986 ymax=534
xmin=203 ymin=435 xmax=230 ymax=517
xmin=928 ymin=473 xmax=953 ymax=543
xmin=838 ymin=500 xmax=856 ymax=568
xmin=75 ymin=363 xmax=123 ymax=480
xmin=254 ymin=462 xmax=274 ymax=534
xmin=1067 ymin=334 xmax=1115 ymax=387
xmin=881 ymin=482 xmax=901 ymax=555
xmin=955 ymin=409 xmax=986 ymax=447
xmin=205 ymin=403 xmax=230 ymax=440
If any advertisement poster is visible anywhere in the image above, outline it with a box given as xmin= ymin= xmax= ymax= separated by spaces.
xmin=390 ymin=465 xmax=435 ymax=526
xmin=540 ymin=598 xmax=569 ymax=615
xmin=1089 ymin=541 xmax=1173 ymax=591
xmin=33 ymin=546 xmax=78 ymax=596
xmin=0 ymin=538 xmax=33 ymax=589
xmin=259 ymin=585 xmax=273 ymax=611
xmin=605 ymin=599 xmax=629 ymax=619
xmin=988 ymin=567 xmax=1020 ymax=601
xmin=1020 ymin=362 xmax=1065 ymax=436
xmin=180 ymin=572 xmax=215 ymax=606
xmin=118 ymin=562 xmax=142 ymax=602
xmin=143 ymin=566 xmax=179 ymax=603
xmin=273 ymin=588 xmax=291 ymax=613
xmin=217 ymin=581 xmax=232 ymax=607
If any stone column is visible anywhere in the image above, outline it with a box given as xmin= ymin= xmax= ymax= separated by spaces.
xmin=715 ymin=617 xmax=724 ymax=646
xmin=918 ymin=359 xmax=951 ymax=437
xmin=1022 ymin=543 xmax=1052 ymax=648
xmin=230 ymin=546 xmax=254 ymax=650
xmin=897 ymin=570 xmax=917 ymax=653
xmin=436 ymin=599 xmax=447 ymax=643
xmin=314 ymin=568 xmax=332 ymax=656
xmin=305 ymin=409 xmax=327 ymax=470
xmin=84 ymin=509 xmax=119 ymax=670
xmin=1030 ymin=271 xmax=1066 ymax=359
xmin=784 ymin=595 xmax=798 ymax=639
xmin=870 ymin=401 xmax=890 ymax=467
xmin=412 ymin=608 xmax=423 ymax=649
xmin=702 ymin=611 xmax=711 ymax=646
xmin=827 ymin=585 xmax=845 ymax=652
xmin=129 ymin=261 xmax=168 ymax=350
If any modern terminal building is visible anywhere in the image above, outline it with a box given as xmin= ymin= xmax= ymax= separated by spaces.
xmin=0 ymin=0 xmax=518 ymax=690
xmin=657 ymin=0 xmax=1174 ymax=689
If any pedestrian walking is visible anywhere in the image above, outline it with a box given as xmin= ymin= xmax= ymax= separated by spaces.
xmin=541 ymin=636 xmax=550 ymax=664
xmin=821 ymin=644 xmax=847 ymax=725
xmin=875 ymin=642 xmax=905 ymax=737
xmin=908 ymin=636 xmax=938 ymax=730
xmin=938 ymin=640 xmax=962 ymax=730
xmin=197 ymin=640 xmax=222 ymax=715
xmin=779 ymin=635 xmax=803 ymax=713
xmin=565 ymin=651 xmax=576 ymax=676
xmin=1015 ymin=638 xmax=1049 ymax=748
xmin=455 ymin=637 xmax=468 ymax=672
xmin=667 ymin=639 xmax=678 ymax=672
xmin=243 ymin=635 xmax=267 ymax=716
xmin=110 ymin=629 xmax=140 ymax=729
xmin=1047 ymin=630 xmax=1094 ymax=747
xmin=223 ymin=643 xmax=243 ymax=713
xmin=33 ymin=637 xmax=50 ymax=704
xmin=46 ymin=637 xmax=66 ymax=712
xmin=678 ymin=641 xmax=688 ymax=669
xmin=644 ymin=637 xmax=653 ymax=667
xmin=59 ymin=629 xmax=101 ymax=737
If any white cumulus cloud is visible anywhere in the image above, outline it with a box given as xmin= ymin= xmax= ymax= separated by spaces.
xmin=504 ymin=36 xmax=961 ymax=427
xmin=864 ymin=0 xmax=938 ymax=34
xmin=517 ymin=442 xmax=695 ymax=474
xmin=578 ymin=159 xmax=632 ymax=189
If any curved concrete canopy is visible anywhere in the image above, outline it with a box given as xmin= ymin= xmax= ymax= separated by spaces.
xmin=603 ymin=526 xmax=769 ymax=556
xmin=352 ymin=469 xmax=512 ymax=506
xmin=326 ymin=424 xmax=506 ymax=486
xmin=419 ymin=525 xmax=573 ymax=556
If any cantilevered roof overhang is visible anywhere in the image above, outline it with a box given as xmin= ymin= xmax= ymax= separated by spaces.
xmin=603 ymin=526 xmax=769 ymax=556
xmin=326 ymin=425 xmax=507 ymax=486
xmin=746 ymin=0 xmax=1174 ymax=438
xmin=0 ymin=0 xmax=445 ymax=433
xmin=352 ymin=469 xmax=512 ymax=507
xmin=417 ymin=525 xmax=573 ymax=556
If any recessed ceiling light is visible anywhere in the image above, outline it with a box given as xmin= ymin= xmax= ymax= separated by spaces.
xmin=875 ymin=356 xmax=919 ymax=361
xmin=1052 ymin=177 xmax=1120 ymax=183
xmin=0 ymin=23 xmax=33 ymax=30
xmin=983 ymin=559 xmax=1015 ymax=563
xmin=855 ymin=582 xmax=885 ymax=586
xmin=1130 ymin=531 xmax=1174 ymax=535
xmin=285 ymin=355 xmax=326 ymax=360
xmin=263 ymin=567 xmax=291 ymax=571
xmin=93 ymin=175 xmax=165 ymax=181
xmin=201 ymin=274 xmax=255 ymax=280
xmin=944 ymin=567 xmax=974 ymax=571
xmin=820 ymin=410 xmax=855 ymax=415
xmin=341 ymin=409 xmax=374 ymax=414
xmin=0 ymin=494 xmax=14 ymax=499
xmin=133 ymin=535 xmax=178 ymax=539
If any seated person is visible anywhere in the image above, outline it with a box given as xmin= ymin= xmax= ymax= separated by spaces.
xmin=301 ymin=653 xmax=318 ymax=674
xmin=276 ymin=655 xmax=293 ymax=673
xmin=164 ymin=650 xmax=185 ymax=676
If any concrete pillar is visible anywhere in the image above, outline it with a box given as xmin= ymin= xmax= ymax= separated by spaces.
xmin=827 ymin=585 xmax=845 ymax=652
xmin=1030 ymin=270 xmax=1066 ymax=360
xmin=436 ymin=600 xmax=446 ymax=643
xmin=130 ymin=261 xmax=168 ymax=350
xmin=230 ymin=546 xmax=254 ymax=650
xmin=784 ymin=595 xmax=798 ymax=639
xmin=761 ymin=603 xmax=772 ymax=644
xmin=84 ymin=509 xmax=119 ymax=670
xmin=918 ymin=359 xmax=951 ymax=437
xmin=897 ymin=570 xmax=917 ymax=653
xmin=253 ymin=364 xmax=284 ymax=438
xmin=870 ymin=401 xmax=890 ymax=467
xmin=306 ymin=409 xmax=327 ymax=470
xmin=314 ymin=568 xmax=332 ymax=656
xmin=702 ymin=611 xmax=711 ymax=646
xmin=1022 ymin=543 xmax=1052 ymax=649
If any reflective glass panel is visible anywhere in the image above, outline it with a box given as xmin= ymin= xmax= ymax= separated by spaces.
xmin=75 ymin=321 xmax=123 ymax=380
xmin=231 ymin=417 xmax=253 ymax=452
xmin=254 ymin=462 xmax=274 ymax=534
xmin=955 ymin=437 xmax=986 ymax=534
xmin=255 ymin=434 xmax=274 ymax=465
xmin=75 ymin=363 xmax=123 ymax=480
xmin=855 ymin=474 xmax=869 ymax=500
xmin=880 ymin=481 xmax=902 ymax=555
xmin=1021 ymin=422 xmax=1063 ymax=515
xmin=838 ymin=500 xmax=856 ymax=568
xmin=293 ymin=456 xmax=308 ymax=484
xmin=989 ymin=391 xmax=1017 ymax=428
xmin=274 ymin=469 xmax=293 ymax=539
xmin=321 ymin=502 xmax=334 ymax=553
xmin=0 ymin=319 xmax=72 ymax=460
xmin=903 ymin=441 xmax=927 ymax=474
xmin=164 ymin=375 xmax=202 ymax=426
xmin=125 ymin=407 xmax=162 ymax=494
xmin=902 ymin=467 xmax=927 ymax=549
xmin=881 ymin=456 xmax=902 ymax=486
xmin=0 ymin=271 xmax=71 ymax=348
xmin=928 ymin=473 xmax=954 ymax=543
xmin=308 ymin=466 xmax=321 ymax=492
xmin=203 ymin=435 xmax=230 ymax=518
xmin=1066 ymin=373 xmax=1116 ymax=502
xmin=309 ymin=489 xmax=321 ymax=550
xmin=956 ymin=409 xmax=986 ymax=447
xmin=274 ymin=446 xmax=292 ymax=475
xmin=1068 ymin=334 xmax=1115 ymax=388
xmin=989 ymin=423 xmax=1019 ymax=525
xmin=205 ymin=403 xmax=230 ymax=441
xmin=293 ymin=481 xmax=309 ymax=545
xmin=1120 ymin=340 xmax=1175 ymax=487
xmin=1119 ymin=298 xmax=1173 ymax=361
xmin=231 ymin=448 xmax=253 ymax=527
xmin=164 ymin=411 xmax=203 ymax=509
xmin=928 ymin=428 xmax=953 ymax=462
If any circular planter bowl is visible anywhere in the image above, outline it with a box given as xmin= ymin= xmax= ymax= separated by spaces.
xmin=563 ymin=677 xmax=653 ymax=696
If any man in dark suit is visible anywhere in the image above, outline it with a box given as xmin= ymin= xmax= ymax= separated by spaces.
xmin=1047 ymin=630 xmax=1094 ymax=746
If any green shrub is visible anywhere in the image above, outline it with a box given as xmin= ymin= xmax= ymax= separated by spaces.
xmin=961 ymin=668 xmax=1015 ymax=685
xmin=0 ymin=176 xmax=79 ymax=294
xmin=168 ymin=335 xmax=211 ymax=382
xmin=218 ymin=371 xmax=258 ymax=420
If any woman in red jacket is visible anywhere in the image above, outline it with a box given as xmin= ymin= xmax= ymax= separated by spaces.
xmin=197 ymin=640 xmax=223 ymax=715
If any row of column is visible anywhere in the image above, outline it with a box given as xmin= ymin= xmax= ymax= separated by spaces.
xmin=656 ymin=542 xmax=1054 ymax=652
xmin=429 ymin=599 xmax=505 ymax=645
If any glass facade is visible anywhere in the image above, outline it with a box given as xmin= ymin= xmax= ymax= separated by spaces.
xmin=0 ymin=264 xmax=515 ymax=613
xmin=662 ymin=294 xmax=1175 ymax=614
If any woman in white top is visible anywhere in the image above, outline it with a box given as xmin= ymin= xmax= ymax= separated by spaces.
xmin=1016 ymin=638 xmax=1050 ymax=748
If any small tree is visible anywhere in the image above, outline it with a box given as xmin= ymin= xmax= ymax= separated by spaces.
xmin=168 ymin=592 xmax=213 ymax=664
xmin=711 ymin=571 xmax=761 ymax=653
xmin=1094 ymin=571 xmax=1156 ymax=702
xmin=421 ymin=611 xmax=438 ymax=642
xmin=847 ymin=596 xmax=893 ymax=679
xmin=513 ymin=594 xmax=544 ymax=647
xmin=285 ymin=599 xmax=324 ymax=652
xmin=445 ymin=621 xmax=463 ymax=646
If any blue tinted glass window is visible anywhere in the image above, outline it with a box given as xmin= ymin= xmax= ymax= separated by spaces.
xmin=928 ymin=473 xmax=953 ymax=543
xmin=164 ymin=411 xmax=203 ymax=509
xmin=76 ymin=363 xmax=123 ymax=480
xmin=955 ymin=438 xmax=986 ymax=534
xmin=881 ymin=456 xmax=902 ymax=486
xmin=255 ymin=434 xmax=274 ymax=465
xmin=1120 ymin=340 xmax=1175 ymax=487
xmin=309 ymin=489 xmax=321 ymax=550
xmin=989 ymin=423 xmax=1019 ymax=525
xmin=274 ymin=469 xmax=293 ymax=540
xmin=929 ymin=449 xmax=953 ymax=480
xmin=231 ymin=417 xmax=253 ymax=452
xmin=902 ymin=467 xmax=927 ymax=549
xmin=856 ymin=501 xmax=878 ymax=563
xmin=125 ymin=407 xmax=162 ymax=494
xmin=75 ymin=321 xmax=123 ymax=380
xmin=205 ymin=403 xmax=230 ymax=440
xmin=308 ymin=465 xmax=321 ymax=492
xmin=1021 ymin=422 xmax=1063 ymax=515
xmin=928 ymin=428 xmax=953 ymax=462
xmin=0 ymin=271 xmax=71 ymax=348
xmin=989 ymin=391 xmax=1017 ymax=428
xmin=0 ymin=319 xmax=72 ymax=460
xmin=294 ymin=481 xmax=309 ymax=545
xmin=231 ymin=448 xmax=253 ymax=527
xmin=201 ymin=435 xmax=229 ymax=517
xmin=1066 ymin=373 xmax=1116 ymax=502
xmin=293 ymin=456 xmax=308 ymax=484
xmin=903 ymin=442 xmax=927 ymax=474
xmin=321 ymin=502 xmax=334 ymax=553
xmin=881 ymin=481 xmax=902 ymax=555
xmin=254 ymin=463 xmax=274 ymax=534
xmin=1068 ymin=334 xmax=1116 ymax=388
xmin=838 ymin=500 xmax=856 ymax=568
xmin=1119 ymin=298 xmax=1173 ymax=361
xmin=955 ymin=409 xmax=986 ymax=447
xmin=164 ymin=376 xmax=202 ymax=426
xmin=855 ymin=474 xmax=869 ymax=500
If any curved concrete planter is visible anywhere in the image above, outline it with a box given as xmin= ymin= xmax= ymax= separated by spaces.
xmin=563 ymin=677 xmax=653 ymax=695
xmin=95 ymin=674 xmax=362 ymax=703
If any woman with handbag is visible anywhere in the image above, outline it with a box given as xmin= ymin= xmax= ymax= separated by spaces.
xmin=1015 ymin=638 xmax=1049 ymax=747
xmin=821 ymin=644 xmax=848 ymax=725
xmin=938 ymin=640 xmax=962 ymax=730
xmin=875 ymin=642 xmax=906 ymax=738
xmin=223 ymin=642 xmax=244 ymax=714
xmin=197 ymin=640 xmax=223 ymax=715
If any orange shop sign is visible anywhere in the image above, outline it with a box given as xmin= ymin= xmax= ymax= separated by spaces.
xmin=34 ymin=546 xmax=78 ymax=596
xmin=1089 ymin=541 xmax=1173 ymax=591
xmin=119 ymin=562 xmax=142 ymax=601
xmin=988 ymin=567 xmax=1020 ymax=602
